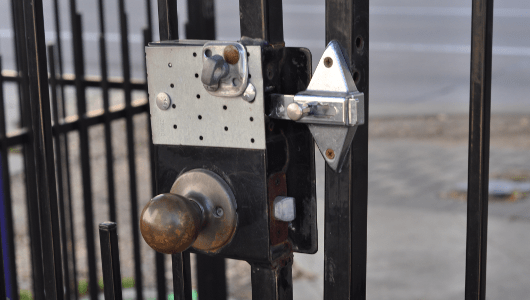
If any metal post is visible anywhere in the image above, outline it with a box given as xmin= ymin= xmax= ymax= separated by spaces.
xmin=196 ymin=254 xmax=227 ymax=300
xmin=324 ymin=0 xmax=369 ymax=299
xmin=22 ymin=0 xmax=64 ymax=298
xmin=172 ymin=252 xmax=192 ymax=300
xmin=0 ymin=217 xmax=6 ymax=300
xmin=465 ymin=0 xmax=494 ymax=299
xmin=158 ymin=0 xmax=179 ymax=41
xmin=10 ymin=0 xmax=45 ymax=298
xmin=251 ymin=260 xmax=293 ymax=300
xmin=0 ymin=57 xmax=16 ymax=300
xmin=68 ymin=0 xmax=99 ymax=298
xmin=99 ymin=222 xmax=124 ymax=300
xmin=186 ymin=0 xmax=216 ymax=40
xmin=239 ymin=0 xmax=284 ymax=45
xmin=51 ymin=0 xmax=78 ymax=296
xmin=48 ymin=44 xmax=72 ymax=300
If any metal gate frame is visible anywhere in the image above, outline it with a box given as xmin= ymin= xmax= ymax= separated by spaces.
xmin=0 ymin=0 xmax=493 ymax=299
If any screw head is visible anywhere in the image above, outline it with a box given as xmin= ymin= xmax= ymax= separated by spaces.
xmin=215 ymin=207 xmax=224 ymax=218
xmin=223 ymin=45 xmax=240 ymax=65
xmin=324 ymin=57 xmax=333 ymax=68
xmin=156 ymin=92 xmax=171 ymax=110
xmin=325 ymin=148 xmax=335 ymax=159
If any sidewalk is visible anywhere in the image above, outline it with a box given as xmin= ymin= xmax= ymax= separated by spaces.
xmin=293 ymin=113 xmax=530 ymax=299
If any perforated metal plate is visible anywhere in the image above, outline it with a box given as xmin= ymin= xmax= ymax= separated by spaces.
xmin=146 ymin=41 xmax=265 ymax=150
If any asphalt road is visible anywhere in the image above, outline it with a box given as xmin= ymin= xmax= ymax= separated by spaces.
xmin=1 ymin=0 xmax=529 ymax=117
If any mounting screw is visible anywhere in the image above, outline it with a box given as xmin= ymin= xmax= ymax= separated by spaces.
xmin=215 ymin=207 xmax=224 ymax=218
xmin=223 ymin=45 xmax=240 ymax=65
xmin=325 ymin=148 xmax=335 ymax=159
xmin=324 ymin=57 xmax=333 ymax=68
xmin=156 ymin=92 xmax=171 ymax=110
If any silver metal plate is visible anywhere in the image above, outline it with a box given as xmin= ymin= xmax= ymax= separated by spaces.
xmin=146 ymin=41 xmax=266 ymax=150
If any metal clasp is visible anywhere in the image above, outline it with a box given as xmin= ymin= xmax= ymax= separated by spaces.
xmin=268 ymin=41 xmax=365 ymax=172
xmin=200 ymin=41 xmax=254 ymax=101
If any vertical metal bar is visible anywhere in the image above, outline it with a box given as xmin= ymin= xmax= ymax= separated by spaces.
xmin=47 ymin=44 xmax=72 ymax=300
xmin=185 ymin=0 xmax=216 ymax=39
xmin=99 ymin=222 xmax=124 ymax=300
xmin=144 ymin=0 xmax=154 ymax=41
xmin=22 ymin=0 xmax=64 ymax=298
xmin=10 ymin=0 xmax=30 ymax=125
xmin=196 ymin=255 xmax=226 ymax=300
xmin=142 ymin=28 xmax=166 ymax=300
xmin=68 ymin=0 xmax=98 ymax=297
xmin=157 ymin=0 xmax=179 ymax=41
xmin=0 ymin=57 xmax=18 ymax=300
xmin=239 ymin=0 xmax=284 ymax=44
xmin=324 ymin=0 xmax=369 ymax=299
xmin=157 ymin=2 xmax=180 ymax=299
xmin=118 ymin=0 xmax=144 ymax=298
xmin=250 ymin=260 xmax=293 ymax=300
xmin=97 ymin=0 xmax=117 ymax=223
xmin=10 ymin=1 xmax=45 ymax=299
xmin=171 ymin=252 xmax=192 ymax=300
xmin=0 ymin=215 xmax=6 ymax=300
xmin=465 ymin=0 xmax=494 ymax=299
xmin=52 ymin=0 xmax=78 ymax=297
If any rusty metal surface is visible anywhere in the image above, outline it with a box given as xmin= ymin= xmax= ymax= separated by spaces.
xmin=172 ymin=169 xmax=238 ymax=253
xmin=268 ymin=172 xmax=289 ymax=246
xmin=140 ymin=193 xmax=203 ymax=254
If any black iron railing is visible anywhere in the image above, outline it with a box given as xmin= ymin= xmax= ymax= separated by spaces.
xmin=0 ymin=0 xmax=494 ymax=300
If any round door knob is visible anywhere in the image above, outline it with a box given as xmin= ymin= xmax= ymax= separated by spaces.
xmin=140 ymin=193 xmax=203 ymax=254
xmin=140 ymin=169 xmax=237 ymax=254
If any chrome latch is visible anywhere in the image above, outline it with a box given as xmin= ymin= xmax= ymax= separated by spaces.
xmin=269 ymin=41 xmax=365 ymax=172
xmin=201 ymin=41 xmax=255 ymax=101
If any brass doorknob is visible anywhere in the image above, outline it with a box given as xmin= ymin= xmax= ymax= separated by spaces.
xmin=140 ymin=169 xmax=237 ymax=254
xmin=140 ymin=193 xmax=203 ymax=254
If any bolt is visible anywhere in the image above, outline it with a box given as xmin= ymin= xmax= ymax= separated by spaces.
xmin=215 ymin=207 xmax=224 ymax=218
xmin=325 ymin=148 xmax=335 ymax=159
xmin=156 ymin=92 xmax=171 ymax=110
xmin=223 ymin=45 xmax=240 ymax=65
xmin=324 ymin=57 xmax=333 ymax=68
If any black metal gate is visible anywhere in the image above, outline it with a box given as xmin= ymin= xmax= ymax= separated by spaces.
xmin=0 ymin=0 xmax=494 ymax=299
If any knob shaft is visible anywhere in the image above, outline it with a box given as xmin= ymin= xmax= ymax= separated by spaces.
xmin=140 ymin=193 xmax=203 ymax=254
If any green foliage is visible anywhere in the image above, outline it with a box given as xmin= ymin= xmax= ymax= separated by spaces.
xmin=98 ymin=277 xmax=104 ymax=290
xmin=78 ymin=279 xmax=88 ymax=295
xmin=19 ymin=290 xmax=33 ymax=300
xmin=121 ymin=277 xmax=135 ymax=288
xmin=167 ymin=290 xmax=197 ymax=300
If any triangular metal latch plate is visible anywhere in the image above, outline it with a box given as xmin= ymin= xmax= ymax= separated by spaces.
xmin=307 ymin=41 xmax=361 ymax=172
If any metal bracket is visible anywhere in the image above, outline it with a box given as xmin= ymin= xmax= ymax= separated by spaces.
xmin=269 ymin=41 xmax=365 ymax=172
xmin=201 ymin=41 xmax=254 ymax=99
